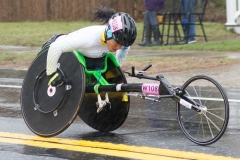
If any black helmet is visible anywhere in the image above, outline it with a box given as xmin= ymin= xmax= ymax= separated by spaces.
xmin=108 ymin=12 xmax=137 ymax=47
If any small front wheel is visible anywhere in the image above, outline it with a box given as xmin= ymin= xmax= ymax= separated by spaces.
xmin=177 ymin=75 xmax=229 ymax=145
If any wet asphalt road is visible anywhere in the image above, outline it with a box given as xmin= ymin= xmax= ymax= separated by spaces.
xmin=0 ymin=76 xmax=240 ymax=160
xmin=0 ymin=46 xmax=240 ymax=159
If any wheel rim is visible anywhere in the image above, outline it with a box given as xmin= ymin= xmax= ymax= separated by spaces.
xmin=177 ymin=75 xmax=229 ymax=145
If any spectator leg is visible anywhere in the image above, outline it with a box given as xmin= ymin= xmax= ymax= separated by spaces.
xmin=138 ymin=11 xmax=152 ymax=46
xmin=148 ymin=25 xmax=161 ymax=46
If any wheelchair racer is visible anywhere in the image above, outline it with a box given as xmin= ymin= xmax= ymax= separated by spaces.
xmin=46 ymin=6 xmax=137 ymax=87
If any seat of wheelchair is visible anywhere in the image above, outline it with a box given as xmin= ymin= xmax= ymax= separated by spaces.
xmin=84 ymin=56 xmax=105 ymax=71
xmin=73 ymin=51 xmax=121 ymax=85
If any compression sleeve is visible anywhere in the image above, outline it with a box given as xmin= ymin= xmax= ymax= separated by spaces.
xmin=115 ymin=46 xmax=130 ymax=67
xmin=46 ymin=38 xmax=75 ymax=75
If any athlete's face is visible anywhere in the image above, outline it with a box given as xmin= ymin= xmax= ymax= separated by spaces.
xmin=107 ymin=39 xmax=122 ymax=52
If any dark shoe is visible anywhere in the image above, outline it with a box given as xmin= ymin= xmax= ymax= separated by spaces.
xmin=179 ymin=39 xmax=188 ymax=44
xmin=179 ymin=39 xmax=196 ymax=44
xmin=139 ymin=23 xmax=152 ymax=46
xmin=147 ymin=41 xmax=161 ymax=46
xmin=148 ymin=25 xmax=161 ymax=46
xmin=138 ymin=41 xmax=152 ymax=46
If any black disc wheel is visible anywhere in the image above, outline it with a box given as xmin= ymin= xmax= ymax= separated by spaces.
xmin=79 ymin=57 xmax=130 ymax=132
xmin=177 ymin=75 xmax=229 ymax=145
xmin=21 ymin=50 xmax=86 ymax=137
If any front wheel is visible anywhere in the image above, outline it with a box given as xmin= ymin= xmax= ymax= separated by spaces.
xmin=177 ymin=75 xmax=229 ymax=145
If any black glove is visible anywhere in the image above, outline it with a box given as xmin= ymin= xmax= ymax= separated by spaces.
xmin=48 ymin=72 xmax=67 ymax=87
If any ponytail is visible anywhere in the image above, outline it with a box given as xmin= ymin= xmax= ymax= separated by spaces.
xmin=91 ymin=5 xmax=116 ymax=24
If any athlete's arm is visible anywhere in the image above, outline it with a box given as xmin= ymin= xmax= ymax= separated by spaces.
xmin=115 ymin=46 xmax=130 ymax=67
xmin=46 ymin=38 xmax=75 ymax=75
xmin=46 ymin=30 xmax=86 ymax=76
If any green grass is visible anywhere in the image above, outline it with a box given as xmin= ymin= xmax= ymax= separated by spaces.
xmin=147 ymin=39 xmax=240 ymax=51
xmin=0 ymin=21 xmax=97 ymax=46
xmin=0 ymin=21 xmax=239 ymax=51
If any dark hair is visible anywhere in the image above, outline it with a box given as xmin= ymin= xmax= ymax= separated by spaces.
xmin=91 ymin=5 xmax=116 ymax=24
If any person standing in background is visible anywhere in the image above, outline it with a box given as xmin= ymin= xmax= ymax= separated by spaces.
xmin=138 ymin=0 xmax=165 ymax=46
xmin=181 ymin=0 xmax=196 ymax=44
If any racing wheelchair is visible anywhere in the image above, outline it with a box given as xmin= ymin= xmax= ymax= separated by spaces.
xmin=21 ymin=46 xmax=229 ymax=145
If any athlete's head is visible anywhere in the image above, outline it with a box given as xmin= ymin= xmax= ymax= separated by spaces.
xmin=91 ymin=6 xmax=137 ymax=50
xmin=107 ymin=12 xmax=137 ymax=47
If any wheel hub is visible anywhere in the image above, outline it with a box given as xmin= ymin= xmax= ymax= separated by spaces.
xmin=199 ymin=105 xmax=207 ymax=114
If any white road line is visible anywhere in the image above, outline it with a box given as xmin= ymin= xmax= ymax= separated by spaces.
xmin=0 ymin=85 xmax=22 ymax=89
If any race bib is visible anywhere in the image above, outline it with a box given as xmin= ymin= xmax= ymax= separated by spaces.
xmin=142 ymin=83 xmax=159 ymax=95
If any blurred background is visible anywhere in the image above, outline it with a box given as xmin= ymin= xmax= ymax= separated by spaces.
xmin=0 ymin=0 xmax=226 ymax=22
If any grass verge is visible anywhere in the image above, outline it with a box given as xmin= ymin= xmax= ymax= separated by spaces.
xmin=0 ymin=21 xmax=239 ymax=51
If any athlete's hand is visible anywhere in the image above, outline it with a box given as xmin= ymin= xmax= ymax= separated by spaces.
xmin=48 ymin=72 xmax=67 ymax=87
